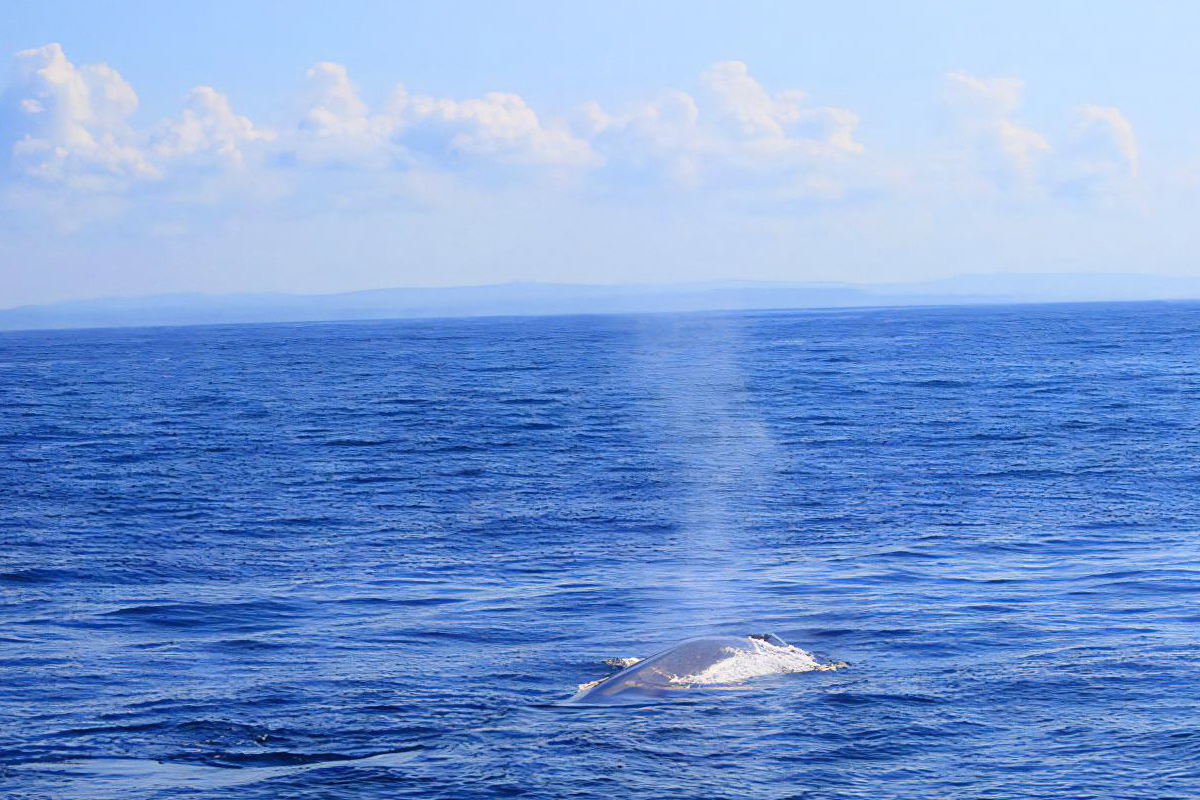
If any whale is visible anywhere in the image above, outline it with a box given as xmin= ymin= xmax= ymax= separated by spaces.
xmin=568 ymin=633 xmax=839 ymax=704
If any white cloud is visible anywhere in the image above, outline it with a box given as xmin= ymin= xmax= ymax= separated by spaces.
xmin=288 ymin=62 xmax=595 ymax=171
xmin=945 ymin=71 xmax=1024 ymax=120
xmin=584 ymin=61 xmax=867 ymax=198
xmin=701 ymin=61 xmax=860 ymax=155
xmin=0 ymin=44 xmax=1145 ymax=221
xmin=152 ymin=86 xmax=273 ymax=167
xmin=396 ymin=89 xmax=596 ymax=169
xmin=0 ymin=49 xmax=866 ymax=205
xmin=1053 ymin=104 xmax=1138 ymax=197
xmin=302 ymin=62 xmax=375 ymax=139
xmin=944 ymin=70 xmax=1050 ymax=190
xmin=943 ymin=71 xmax=1138 ymax=200
xmin=2 ymin=43 xmax=157 ymax=187
xmin=288 ymin=61 xmax=397 ymax=168
xmin=582 ymin=90 xmax=703 ymax=185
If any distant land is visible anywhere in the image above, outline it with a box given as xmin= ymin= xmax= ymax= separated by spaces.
xmin=3 ymin=273 xmax=1200 ymax=332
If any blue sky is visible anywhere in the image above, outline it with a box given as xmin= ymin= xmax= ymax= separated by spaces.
xmin=2 ymin=1 xmax=1198 ymax=306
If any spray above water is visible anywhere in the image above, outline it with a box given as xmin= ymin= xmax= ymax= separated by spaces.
xmin=630 ymin=315 xmax=791 ymax=630
xmin=577 ymin=319 xmax=843 ymax=705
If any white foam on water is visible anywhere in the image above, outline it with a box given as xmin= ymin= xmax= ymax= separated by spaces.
xmin=668 ymin=639 xmax=842 ymax=686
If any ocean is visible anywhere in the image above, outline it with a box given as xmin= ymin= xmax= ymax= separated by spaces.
xmin=2 ymin=302 xmax=1199 ymax=799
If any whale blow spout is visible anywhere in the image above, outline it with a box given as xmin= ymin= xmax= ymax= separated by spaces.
xmin=569 ymin=633 xmax=841 ymax=704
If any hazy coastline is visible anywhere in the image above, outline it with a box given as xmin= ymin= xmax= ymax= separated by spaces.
xmin=5 ymin=273 xmax=1200 ymax=332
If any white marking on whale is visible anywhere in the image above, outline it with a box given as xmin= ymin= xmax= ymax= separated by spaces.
xmin=568 ymin=633 xmax=842 ymax=704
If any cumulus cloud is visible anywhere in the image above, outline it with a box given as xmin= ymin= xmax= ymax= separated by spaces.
xmin=944 ymin=70 xmax=1050 ymax=190
xmin=1 ymin=43 xmax=156 ymax=187
xmin=0 ymin=43 xmax=272 ymax=192
xmin=944 ymin=70 xmax=1137 ymax=199
xmin=582 ymin=90 xmax=703 ymax=184
xmin=302 ymin=62 xmax=376 ymax=139
xmin=396 ymin=89 xmax=596 ymax=169
xmin=1 ymin=45 xmax=594 ymax=194
xmin=152 ymin=86 xmax=273 ymax=167
xmin=584 ymin=61 xmax=867 ymax=199
xmin=1053 ymin=104 xmax=1138 ymax=197
xmin=287 ymin=61 xmax=594 ymax=171
xmin=701 ymin=61 xmax=860 ymax=155
xmin=0 ymin=47 xmax=864 ymax=205
xmin=289 ymin=61 xmax=397 ymax=167
xmin=0 ymin=44 xmax=1144 ymax=219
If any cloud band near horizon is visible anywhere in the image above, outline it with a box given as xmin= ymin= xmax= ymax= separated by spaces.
xmin=1 ymin=43 xmax=1139 ymax=212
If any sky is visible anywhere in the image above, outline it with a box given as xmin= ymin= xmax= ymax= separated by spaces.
xmin=2 ymin=1 xmax=1199 ymax=307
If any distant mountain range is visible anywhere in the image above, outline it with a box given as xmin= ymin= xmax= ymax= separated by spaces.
xmin=3 ymin=273 xmax=1200 ymax=331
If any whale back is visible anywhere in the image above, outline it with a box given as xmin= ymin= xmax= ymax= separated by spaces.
xmin=569 ymin=635 xmax=768 ymax=704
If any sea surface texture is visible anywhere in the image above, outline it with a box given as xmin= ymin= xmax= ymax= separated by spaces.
xmin=3 ymin=303 xmax=1199 ymax=799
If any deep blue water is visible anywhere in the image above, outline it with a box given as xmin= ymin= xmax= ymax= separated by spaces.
xmin=3 ymin=302 xmax=1200 ymax=799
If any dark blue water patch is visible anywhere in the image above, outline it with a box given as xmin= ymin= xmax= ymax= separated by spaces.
xmin=96 ymin=600 xmax=308 ymax=629
xmin=4 ymin=302 xmax=1200 ymax=799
